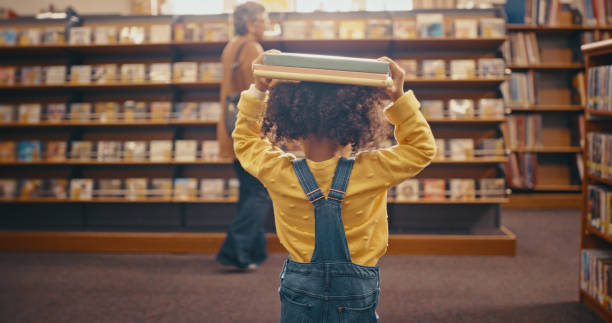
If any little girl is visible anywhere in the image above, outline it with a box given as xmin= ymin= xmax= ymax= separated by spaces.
xmin=232 ymin=51 xmax=436 ymax=322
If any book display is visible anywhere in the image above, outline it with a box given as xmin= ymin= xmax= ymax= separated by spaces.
xmin=579 ymin=38 xmax=612 ymax=323
xmin=0 ymin=10 xmax=514 ymax=256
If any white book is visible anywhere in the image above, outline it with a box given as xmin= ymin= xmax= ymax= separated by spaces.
xmin=120 ymin=26 xmax=145 ymax=44
xmin=150 ymin=25 xmax=171 ymax=43
xmin=18 ymin=104 xmax=41 ymax=123
xmin=422 ymin=60 xmax=446 ymax=78
xmin=453 ymin=19 xmax=478 ymax=38
xmin=69 ymin=27 xmax=91 ymax=45
xmin=70 ymin=179 xmax=93 ymax=200
xmin=448 ymin=99 xmax=474 ymax=119
xmin=201 ymin=140 xmax=219 ymax=160
xmin=200 ymin=178 xmax=225 ymax=198
xmin=120 ymin=64 xmax=146 ymax=83
xmin=149 ymin=63 xmax=172 ymax=82
xmin=44 ymin=66 xmax=66 ymax=84
xmin=70 ymin=65 xmax=92 ymax=84
xmin=478 ymin=99 xmax=504 ymax=118
xmin=450 ymin=60 xmax=476 ymax=79
xmin=174 ymin=140 xmax=198 ymax=161
xmin=173 ymin=62 xmax=198 ymax=82
xmin=449 ymin=179 xmax=476 ymax=200
xmin=94 ymin=26 xmax=117 ymax=44
xmin=20 ymin=29 xmax=42 ymax=45
xmin=125 ymin=178 xmax=147 ymax=200
xmin=449 ymin=139 xmax=474 ymax=160
xmin=149 ymin=140 xmax=172 ymax=161
xmin=199 ymin=102 xmax=221 ymax=121
xmin=123 ymin=141 xmax=147 ymax=161
xmin=396 ymin=179 xmax=419 ymax=201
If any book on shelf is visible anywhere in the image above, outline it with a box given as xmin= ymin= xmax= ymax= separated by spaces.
xmin=577 ymin=152 xmax=585 ymax=182
xmin=421 ymin=100 xmax=444 ymax=119
xmin=449 ymin=138 xmax=475 ymax=160
xmin=449 ymin=179 xmax=476 ymax=200
xmin=119 ymin=26 xmax=145 ymax=44
xmin=18 ymin=28 xmax=42 ymax=45
xmin=149 ymin=63 xmax=172 ymax=83
xmin=200 ymin=178 xmax=225 ymax=199
xmin=396 ymin=179 xmax=419 ymax=201
xmin=0 ymin=104 xmax=12 ymax=123
xmin=45 ymin=141 xmax=66 ymax=161
xmin=311 ymin=20 xmax=336 ymax=39
xmin=19 ymin=179 xmax=44 ymax=198
xmin=508 ymin=32 xmax=540 ymax=65
xmin=123 ymin=141 xmax=147 ymax=161
xmin=174 ymin=102 xmax=199 ymax=121
xmin=199 ymin=62 xmax=223 ymax=81
xmin=448 ymin=99 xmax=475 ymax=119
xmin=580 ymin=249 xmax=612 ymax=309
xmin=392 ymin=19 xmax=416 ymax=39
xmin=282 ymin=20 xmax=308 ymax=39
xmin=0 ymin=66 xmax=15 ymax=85
xmin=573 ymin=71 xmax=586 ymax=108
xmin=70 ymin=179 xmax=93 ymax=200
xmin=175 ymin=140 xmax=198 ymax=161
xmin=587 ymin=132 xmax=612 ymax=180
xmin=0 ymin=141 xmax=16 ymax=160
xmin=477 ymin=98 xmax=505 ymax=118
xmin=173 ymin=62 xmax=198 ymax=82
xmin=587 ymin=185 xmax=612 ymax=233
xmin=92 ymin=64 xmax=117 ymax=84
xmin=18 ymin=104 xmax=41 ymax=123
xmin=150 ymin=24 xmax=171 ymax=43
xmin=423 ymin=179 xmax=446 ymax=200
xmin=68 ymin=27 xmax=91 ymax=45
xmin=94 ymin=102 xmax=119 ymax=123
xmin=150 ymin=140 xmax=172 ymax=162
xmin=94 ymin=26 xmax=117 ymax=45
xmin=123 ymin=101 xmax=147 ymax=121
xmin=201 ymin=140 xmax=220 ymax=160
xmin=479 ymin=178 xmax=506 ymax=198
xmin=70 ymin=65 xmax=92 ymax=84
xmin=422 ymin=60 xmax=446 ymax=79
xmin=434 ymin=138 xmax=445 ymax=160
xmin=397 ymin=59 xmax=417 ymax=79
xmin=0 ymin=29 xmax=17 ymax=46
xmin=477 ymin=58 xmax=505 ymax=78
xmin=126 ymin=178 xmax=147 ymax=200
xmin=97 ymin=141 xmax=122 ymax=161
xmin=506 ymin=115 xmax=542 ymax=148
xmin=450 ymin=60 xmax=476 ymax=80
xmin=20 ymin=66 xmax=43 ymax=85
xmin=202 ymin=22 xmax=229 ymax=41
xmin=226 ymin=178 xmax=239 ymax=198
xmin=150 ymin=178 xmax=173 ymax=199
xmin=173 ymin=23 xmax=201 ymax=42
xmin=70 ymin=103 xmax=92 ymax=122
xmin=70 ymin=141 xmax=93 ymax=160
xmin=173 ymin=178 xmax=197 ymax=200
xmin=44 ymin=65 xmax=66 ymax=85
xmin=46 ymin=103 xmax=66 ymax=122
xmin=453 ymin=19 xmax=478 ymax=38
xmin=477 ymin=138 xmax=505 ymax=157
xmin=120 ymin=64 xmax=146 ymax=83
xmin=49 ymin=179 xmax=68 ymax=198
xmin=17 ymin=140 xmax=42 ymax=162
xmin=416 ymin=14 xmax=444 ymax=38
xmin=150 ymin=101 xmax=172 ymax=121
xmin=98 ymin=179 xmax=123 ymax=198
xmin=0 ymin=179 xmax=17 ymax=198
xmin=365 ymin=19 xmax=392 ymax=38
xmin=501 ymin=72 xmax=536 ymax=108
xmin=479 ymin=18 xmax=505 ymax=38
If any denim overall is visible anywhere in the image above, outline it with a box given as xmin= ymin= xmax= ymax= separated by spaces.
xmin=279 ymin=157 xmax=380 ymax=323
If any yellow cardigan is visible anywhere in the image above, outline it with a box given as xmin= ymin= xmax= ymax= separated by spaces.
xmin=233 ymin=89 xmax=436 ymax=266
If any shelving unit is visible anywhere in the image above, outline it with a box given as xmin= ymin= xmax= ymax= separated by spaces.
xmin=0 ymin=9 xmax=515 ymax=256
xmin=579 ymin=39 xmax=612 ymax=323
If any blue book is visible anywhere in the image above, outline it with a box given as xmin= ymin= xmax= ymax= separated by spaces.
xmin=17 ymin=140 xmax=41 ymax=162
xmin=504 ymin=1 xmax=526 ymax=24
xmin=263 ymin=52 xmax=389 ymax=74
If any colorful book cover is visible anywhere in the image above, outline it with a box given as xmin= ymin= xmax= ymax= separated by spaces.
xmin=46 ymin=103 xmax=66 ymax=122
xmin=0 ymin=179 xmax=17 ymax=198
xmin=19 ymin=28 xmax=42 ymax=45
xmin=43 ymin=27 xmax=65 ymax=45
xmin=70 ymin=65 xmax=92 ymax=84
xmin=123 ymin=101 xmax=147 ymax=121
xmin=0 ymin=66 xmax=16 ymax=85
xmin=149 ymin=63 xmax=172 ymax=83
xmin=479 ymin=178 xmax=506 ymax=198
xmin=448 ymin=99 xmax=475 ymax=119
xmin=201 ymin=140 xmax=219 ymax=160
xmin=338 ymin=20 xmax=365 ymax=39
xmin=422 ymin=60 xmax=446 ymax=79
xmin=173 ymin=62 xmax=198 ymax=82
xmin=19 ymin=179 xmax=44 ymax=198
xmin=199 ymin=62 xmax=223 ymax=81
xmin=94 ymin=102 xmax=119 ymax=123
xmin=92 ymin=64 xmax=117 ymax=84
xmin=174 ymin=140 xmax=198 ymax=161
xmin=149 ymin=140 xmax=172 ymax=161
xmin=480 ymin=18 xmax=505 ymax=38
xmin=44 ymin=65 xmax=66 ymax=85
xmin=0 ymin=141 xmax=16 ymax=160
xmin=416 ymin=14 xmax=444 ymax=38
xmin=123 ymin=141 xmax=147 ymax=161
xmin=97 ymin=141 xmax=122 ymax=161
xmin=200 ymin=178 xmax=225 ymax=199
xmin=18 ymin=104 xmax=41 ymax=123
xmin=70 ymin=103 xmax=92 ymax=122
xmin=70 ymin=179 xmax=93 ymax=200
xmin=421 ymin=100 xmax=444 ymax=119
xmin=477 ymin=138 xmax=504 ymax=157
xmin=478 ymin=99 xmax=505 ymax=118
xmin=119 ymin=26 xmax=145 ymax=44
xmin=174 ymin=102 xmax=199 ymax=120
xmin=126 ymin=178 xmax=147 ymax=200
xmin=150 ymin=178 xmax=172 ymax=199
xmin=393 ymin=19 xmax=416 ymax=39
xmin=98 ymin=179 xmax=123 ymax=198
xmin=120 ymin=64 xmax=146 ymax=83
xmin=173 ymin=178 xmax=197 ymax=200
xmin=453 ymin=19 xmax=478 ymax=38
xmin=0 ymin=29 xmax=17 ymax=46
xmin=150 ymin=25 xmax=172 ymax=43
xmin=449 ymin=138 xmax=475 ymax=160
xmin=68 ymin=27 xmax=92 ymax=45
xmin=45 ymin=141 xmax=66 ymax=161
xmin=226 ymin=178 xmax=239 ymax=198
xmin=94 ymin=26 xmax=117 ymax=44
xmin=199 ymin=102 xmax=221 ymax=121
xmin=449 ymin=179 xmax=476 ymax=200
xmin=450 ymin=59 xmax=476 ymax=79
xmin=396 ymin=179 xmax=419 ymax=201
xmin=0 ymin=104 xmax=14 ymax=123
xmin=150 ymin=102 xmax=172 ymax=121
xmin=70 ymin=141 xmax=92 ymax=160
xmin=20 ymin=66 xmax=43 ymax=85
xmin=202 ymin=22 xmax=229 ymax=41
xmin=311 ymin=20 xmax=336 ymax=39
xmin=173 ymin=23 xmax=201 ymax=42
xmin=478 ymin=58 xmax=505 ymax=78
xmin=423 ymin=179 xmax=446 ymax=200
xmin=49 ymin=179 xmax=68 ymax=199
xmin=366 ymin=20 xmax=392 ymax=38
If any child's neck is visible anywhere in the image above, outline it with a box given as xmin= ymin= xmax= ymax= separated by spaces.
xmin=301 ymin=136 xmax=342 ymax=162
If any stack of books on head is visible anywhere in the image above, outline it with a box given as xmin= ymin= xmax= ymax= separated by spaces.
xmin=253 ymin=52 xmax=392 ymax=87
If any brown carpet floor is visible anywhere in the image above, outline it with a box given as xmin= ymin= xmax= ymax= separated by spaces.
xmin=0 ymin=209 xmax=605 ymax=322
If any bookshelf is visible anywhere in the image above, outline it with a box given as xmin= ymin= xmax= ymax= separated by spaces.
xmin=579 ymin=39 xmax=612 ymax=323
xmin=0 ymin=9 xmax=515 ymax=256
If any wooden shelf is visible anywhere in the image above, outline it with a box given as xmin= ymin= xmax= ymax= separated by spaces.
xmin=511 ymin=105 xmax=584 ymax=112
xmin=426 ymin=117 xmax=505 ymax=124
xmin=0 ymin=159 xmax=234 ymax=166
xmin=507 ymin=63 xmax=585 ymax=70
xmin=0 ymin=226 xmax=516 ymax=256
xmin=405 ymin=78 xmax=507 ymax=88
xmin=580 ymin=290 xmax=612 ymax=323
xmin=511 ymin=146 xmax=583 ymax=153
xmin=532 ymin=184 xmax=582 ymax=192
xmin=588 ymin=174 xmax=612 ymax=186
xmin=507 ymin=24 xmax=612 ymax=32
xmin=0 ymin=197 xmax=238 ymax=203
xmin=0 ymin=81 xmax=220 ymax=92
xmin=431 ymin=157 xmax=508 ymax=164
xmin=388 ymin=198 xmax=508 ymax=204
xmin=585 ymin=224 xmax=612 ymax=244
xmin=504 ymin=193 xmax=581 ymax=208
xmin=587 ymin=109 xmax=612 ymax=117
xmin=0 ymin=120 xmax=218 ymax=127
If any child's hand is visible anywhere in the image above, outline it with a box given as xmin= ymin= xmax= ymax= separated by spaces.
xmin=252 ymin=49 xmax=281 ymax=92
xmin=378 ymin=57 xmax=405 ymax=102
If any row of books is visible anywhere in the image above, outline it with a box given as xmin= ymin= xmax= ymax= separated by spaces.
xmin=0 ymin=102 xmax=221 ymax=124
xmin=503 ymin=115 xmax=543 ymax=149
xmin=587 ymin=184 xmax=612 ymax=236
xmin=0 ymin=22 xmax=229 ymax=46
xmin=433 ymin=138 xmax=505 ymax=161
xmin=587 ymin=132 xmax=612 ymax=180
xmin=506 ymin=152 xmax=538 ymax=189
xmin=502 ymin=32 xmax=541 ymax=65
xmin=0 ymin=140 xmax=221 ymax=162
xmin=581 ymin=249 xmax=612 ymax=312
xmin=398 ymin=58 xmax=505 ymax=80
xmin=501 ymin=72 xmax=536 ymax=107
xmin=574 ymin=0 xmax=612 ymax=27
xmin=388 ymin=178 xmax=507 ymax=201
xmin=0 ymin=62 xmax=223 ymax=85
xmin=281 ymin=15 xmax=505 ymax=39
xmin=0 ymin=178 xmax=238 ymax=200
xmin=582 ymin=31 xmax=612 ymax=44
xmin=587 ymin=64 xmax=612 ymax=112
xmin=421 ymin=98 xmax=505 ymax=119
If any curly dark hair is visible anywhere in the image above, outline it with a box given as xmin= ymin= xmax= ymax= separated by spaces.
xmin=262 ymin=81 xmax=392 ymax=152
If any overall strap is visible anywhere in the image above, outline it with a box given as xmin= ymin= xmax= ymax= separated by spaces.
xmin=328 ymin=157 xmax=354 ymax=204
xmin=292 ymin=158 xmax=325 ymax=206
